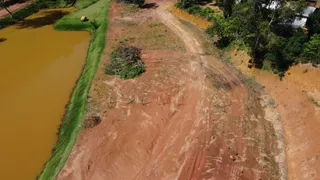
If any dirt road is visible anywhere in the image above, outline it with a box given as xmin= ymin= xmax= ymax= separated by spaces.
xmin=58 ymin=1 xmax=285 ymax=179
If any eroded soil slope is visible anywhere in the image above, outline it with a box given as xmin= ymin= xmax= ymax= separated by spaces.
xmin=58 ymin=2 xmax=285 ymax=180
xmin=229 ymin=47 xmax=320 ymax=180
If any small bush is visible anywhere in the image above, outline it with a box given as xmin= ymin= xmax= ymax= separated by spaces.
xmin=12 ymin=1 xmax=46 ymax=20
xmin=205 ymin=25 xmax=215 ymax=37
xmin=261 ymin=60 xmax=272 ymax=71
xmin=302 ymin=34 xmax=320 ymax=64
xmin=105 ymin=45 xmax=145 ymax=79
xmin=0 ymin=17 xmax=17 ymax=29
xmin=186 ymin=5 xmax=202 ymax=14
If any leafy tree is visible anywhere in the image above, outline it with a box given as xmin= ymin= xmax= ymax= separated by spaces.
xmin=302 ymin=34 xmax=320 ymax=64
xmin=208 ymin=0 xmax=307 ymax=64
xmin=216 ymin=0 xmax=235 ymax=18
xmin=306 ymin=9 xmax=320 ymax=36
xmin=282 ymin=31 xmax=308 ymax=63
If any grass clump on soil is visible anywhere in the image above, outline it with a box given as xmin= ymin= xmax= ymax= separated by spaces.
xmin=37 ymin=0 xmax=110 ymax=179
xmin=105 ymin=45 xmax=145 ymax=79
xmin=310 ymin=97 xmax=320 ymax=107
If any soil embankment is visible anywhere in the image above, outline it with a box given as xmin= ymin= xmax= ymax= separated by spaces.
xmin=230 ymin=49 xmax=320 ymax=180
xmin=58 ymin=1 xmax=285 ymax=179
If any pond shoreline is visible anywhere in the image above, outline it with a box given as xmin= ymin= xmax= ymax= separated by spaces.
xmin=38 ymin=0 xmax=111 ymax=179
xmin=0 ymin=8 xmax=90 ymax=180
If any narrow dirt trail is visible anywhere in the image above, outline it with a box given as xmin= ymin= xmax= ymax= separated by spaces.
xmin=58 ymin=1 xmax=285 ymax=180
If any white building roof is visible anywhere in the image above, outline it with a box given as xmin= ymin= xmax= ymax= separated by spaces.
xmin=301 ymin=6 xmax=316 ymax=17
xmin=292 ymin=17 xmax=308 ymax=28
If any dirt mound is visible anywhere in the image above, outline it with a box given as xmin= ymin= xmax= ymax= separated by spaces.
xmin=58 ymin=1 xmax=285 ymax=180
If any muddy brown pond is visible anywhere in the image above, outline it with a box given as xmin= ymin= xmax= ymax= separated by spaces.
xmin=0 ymin=9 xmax=90 ymax=179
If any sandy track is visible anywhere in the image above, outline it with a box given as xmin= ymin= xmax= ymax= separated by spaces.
xmin=58 ymin=1 xmax=285 ymax=180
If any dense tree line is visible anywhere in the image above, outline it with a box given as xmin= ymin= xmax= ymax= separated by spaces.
xmin=179 ymin=0 xmax=320 ymax=74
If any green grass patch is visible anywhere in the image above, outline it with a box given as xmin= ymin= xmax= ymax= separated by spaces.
xmin=45 ymin=0 xmax=100 ymax=8
xmin=54 ymin=0 xmax=105 ymax=32
xmin=37 ymin=0 xmax=110 ymax=179
xmin=74 ymin=0 xmax=100 ymax=8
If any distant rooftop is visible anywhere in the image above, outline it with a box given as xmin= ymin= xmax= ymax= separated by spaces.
xmin=301 ymin=6 xmax=316 ymax=17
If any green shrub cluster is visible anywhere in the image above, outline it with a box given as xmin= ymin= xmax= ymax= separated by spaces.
xmin=202 ymin=0 xmax=320 ymax=75
xmin=175 ymin=2 xmax=215 ymax=21
xmin=302 ymin=34 xmax=320 ymax=64
xmin=12 ymin=1 xmax=48 ymax=19
xmin=0 ymin=0 xmax=48 ymax=29
xmin=306 ymin=9 xmax=320 ymax=36
xmin=177 ymin=0 xmax=320 ymax=74
xmin=105 ymin=45 xmax=145 ymax=79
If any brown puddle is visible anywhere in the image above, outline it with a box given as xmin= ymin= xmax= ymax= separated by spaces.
xmin=170 ymin=7 xmax=212 ymax=29
xmin=0 ymin=8 xmax=90 ymax=180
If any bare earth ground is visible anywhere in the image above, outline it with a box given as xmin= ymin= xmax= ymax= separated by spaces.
xmin=0 ymin=0 xmax=34 ymax=18
xmin=58 ymin=1 xmax=285 ymax=180
xmin=230 ymin=49 xmax=320 ymax=180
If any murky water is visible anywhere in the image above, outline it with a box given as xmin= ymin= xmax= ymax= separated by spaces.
xmin=171 ymin=7 xmax=211 ymax=29
xmin=0 ymin=9 xmax=90 ymax=179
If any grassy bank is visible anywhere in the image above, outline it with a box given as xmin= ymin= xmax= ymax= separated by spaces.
xmin=0 ymin=0 xmax=100 ymax=29
xmin=38 ymin=0 xmax=110 ymax=179
xmin=0 ymin=0 xmax=47 ymax=29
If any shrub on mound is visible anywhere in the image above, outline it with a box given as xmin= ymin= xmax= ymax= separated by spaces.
xmin=105 ymin=45 xmax=145 ymax=79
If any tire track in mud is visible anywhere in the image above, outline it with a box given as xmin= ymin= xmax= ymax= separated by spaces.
xmin=58 ymin=2 xmax=285 ymax=180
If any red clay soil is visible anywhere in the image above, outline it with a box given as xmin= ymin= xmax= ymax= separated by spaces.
xmin=0 ymin=0 xmax=34 ymax=18
xmin=230 ymin=49 xmax=320 ymax=180
xmin=58 ymin=1 xmax=285 ymax=180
